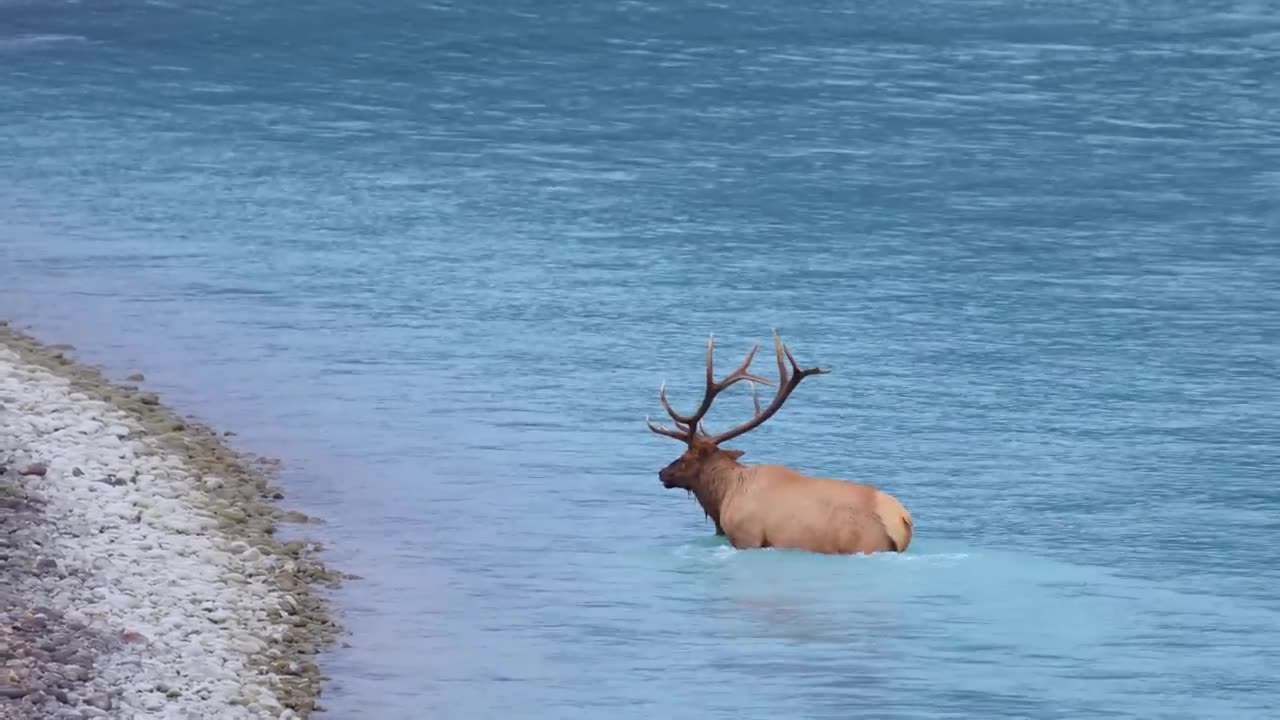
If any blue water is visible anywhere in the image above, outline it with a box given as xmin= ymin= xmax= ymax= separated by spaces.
xmin=3 ymin=1 xmax=1280 ymax=717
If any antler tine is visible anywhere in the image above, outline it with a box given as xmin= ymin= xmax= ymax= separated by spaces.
xmin=645 ymin=415 xmax=691 ymax=441
xmin=649 ymin=335 xmax=777 ymax=442
xmin=707 ymin=330 xmax=828 ymax=446
xmin=704 ymin=334 xmax=716 ymax=396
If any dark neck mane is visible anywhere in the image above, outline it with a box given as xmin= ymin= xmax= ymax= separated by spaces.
xmin=688 ymin=454 xmax=744 ymax=532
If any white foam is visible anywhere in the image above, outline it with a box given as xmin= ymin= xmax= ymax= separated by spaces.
xmin=0 ymin=34 xmax=88 ymax=52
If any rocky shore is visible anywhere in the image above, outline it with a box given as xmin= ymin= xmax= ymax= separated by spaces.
xmin=0 ymin=321 xmax=343 ymax=719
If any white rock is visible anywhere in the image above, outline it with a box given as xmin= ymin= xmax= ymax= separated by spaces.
xmin=140 ymin=692 xmax=166 ymax=711
xmin=0 ymin=347 xmax=314 ymax=717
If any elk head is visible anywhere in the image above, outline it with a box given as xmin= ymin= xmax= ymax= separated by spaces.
xmin=645 ymin=331 xmax=829 ymax=490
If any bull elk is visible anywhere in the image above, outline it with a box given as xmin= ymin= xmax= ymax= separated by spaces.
xmin=645 ymin=332 xmax=913 ymax=555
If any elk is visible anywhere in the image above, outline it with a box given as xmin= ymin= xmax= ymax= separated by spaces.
xmin=645 ymin=332 xmax=913 ymax=555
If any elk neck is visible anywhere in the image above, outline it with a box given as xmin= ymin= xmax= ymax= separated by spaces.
xmin=688 ymin=451 xmax=747 ymax=528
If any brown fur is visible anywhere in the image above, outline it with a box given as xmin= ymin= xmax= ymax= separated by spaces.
xmin=659 ymin=439 xmax=912 ymax=555
xmin=647 ymin=332 xmax=913 ymax=556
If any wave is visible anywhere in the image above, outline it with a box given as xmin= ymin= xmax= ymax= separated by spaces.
xmin=668 ymin=535 xmax=974 ymax=567
xmin=0 ymin=33 xmax=88 ymax=53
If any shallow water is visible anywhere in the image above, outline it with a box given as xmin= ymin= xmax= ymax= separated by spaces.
xmin=2 ymin=0 xmax=1280 ymax=717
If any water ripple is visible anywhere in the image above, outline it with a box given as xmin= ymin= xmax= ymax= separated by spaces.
xmin=1 ymin=0 xmax=1279 ymax=718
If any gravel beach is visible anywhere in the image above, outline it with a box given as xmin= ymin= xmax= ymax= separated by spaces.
xmin=0 ymin=321 xmax=342 ymax=719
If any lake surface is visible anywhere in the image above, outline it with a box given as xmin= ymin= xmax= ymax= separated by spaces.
xmin=2 ymin=0 xmax=1279 ymax=717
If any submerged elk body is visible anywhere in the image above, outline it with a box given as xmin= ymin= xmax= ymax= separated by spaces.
xmin=646 ymin=333 xmax=912 ymax=555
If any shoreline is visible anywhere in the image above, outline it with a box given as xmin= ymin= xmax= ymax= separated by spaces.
xmin=0 ymin=320 xmax=343 ymax=718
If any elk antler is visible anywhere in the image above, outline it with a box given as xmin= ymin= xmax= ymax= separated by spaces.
xmin=645 ymin=335 xmax=776 ymax=444
xmin=705 ymin=330 xmax=829 ymax=445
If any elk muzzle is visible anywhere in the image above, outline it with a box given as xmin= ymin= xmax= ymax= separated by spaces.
xmin=658 ymin=458 xmax=682 ymax=489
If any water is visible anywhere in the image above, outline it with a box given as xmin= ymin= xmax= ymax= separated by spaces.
xmin=2 ymin=0 xmax=1279 ymax=717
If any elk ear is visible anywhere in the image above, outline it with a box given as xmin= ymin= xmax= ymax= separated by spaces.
xmin=722 ymin=448 xmax=745 ymax=460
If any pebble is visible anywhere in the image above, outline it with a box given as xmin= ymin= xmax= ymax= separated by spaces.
xmin=0 ymin=336 xmax=337 ymax=718
xmin=0 ymin=687 xmax=30 ymax=699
